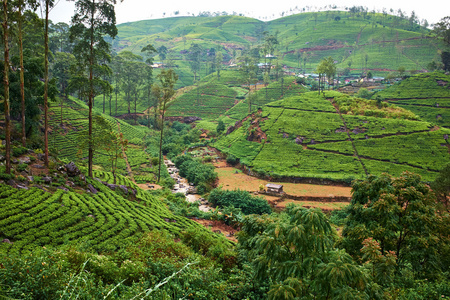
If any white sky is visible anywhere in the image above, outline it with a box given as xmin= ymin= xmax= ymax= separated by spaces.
xmin=48 ymin=0 xmax=449 ymax=26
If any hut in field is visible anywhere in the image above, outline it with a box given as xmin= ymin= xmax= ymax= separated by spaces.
xmin=266 ymin=183 xmax=284 ymax=194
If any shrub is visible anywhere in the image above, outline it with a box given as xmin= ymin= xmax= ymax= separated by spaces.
xmin=208 ymin=188 xmax=272 ymax=215
xmin=226 ymin=154 xmax=239 ymax=166
xmin=12 ymin=146 xmax=28 ymax=157
xmin=17 ymin=163 xmax=28 ymax=172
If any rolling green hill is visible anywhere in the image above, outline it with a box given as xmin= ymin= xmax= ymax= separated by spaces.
xmin=213 ymin=90 xmax=450 ymax=183
xmin=114 ymin=11 xmax=443 ymax=82
xmin=373 ymin=72 xmax=450 ymax=128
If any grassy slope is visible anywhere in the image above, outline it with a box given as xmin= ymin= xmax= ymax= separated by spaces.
xmin=213 ymin=90 xmax=450 ymax=182
xmin=374 ymin=72 xmax=450 ymax=128
xmin=104 ymin=11 xmax=444 ymax=121
xmin=115 ymin=11 xmax=442 ymax=81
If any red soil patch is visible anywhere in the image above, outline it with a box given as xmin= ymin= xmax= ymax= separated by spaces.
xmin=136 ymin=183 xmax=163 ymax=191
xmin=216 ymin=167 xmax=352 ymax=197
xmin=192 ymin=219 xmax=238 ymax=243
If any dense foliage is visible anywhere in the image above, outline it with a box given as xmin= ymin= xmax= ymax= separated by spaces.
xmin=173 ymin=154 xmax=217 ymax=193
xmin=341 ymin=172 xmax=450 ymax=290
xmin=238 ymin=206 xmax=368 ymax=299
xmin=208 ymin=188 xmax=272 ymax=215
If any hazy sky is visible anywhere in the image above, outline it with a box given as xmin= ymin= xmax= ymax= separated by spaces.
xmin=47 ymin=0 xmax=449 ymax=26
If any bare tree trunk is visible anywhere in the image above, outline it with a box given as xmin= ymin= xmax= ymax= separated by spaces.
xmin=18 ymin=0 xmax=26 ymax=147
xmin=2 ymin=0 xmax=11 ymax=174
xmin=158 ymin=112 xmax=164 ymax=182
xmin=134 ymin=92 xmax=137 ymax=125
xmin=44 ymin=0 xmax=50 ymax=167
xmin=88 ymin=0 xmax=95 ymax=178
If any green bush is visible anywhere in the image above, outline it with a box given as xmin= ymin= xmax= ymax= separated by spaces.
xmin=12 ymin=145 xmax=28 ymax=157
xmin=208 ymin=188 xmax=272 ymax=215
xmin=226 ymin=154 xmax=239 ymax=166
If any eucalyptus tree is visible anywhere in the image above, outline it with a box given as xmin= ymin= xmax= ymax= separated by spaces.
xmin=2 ymin=0 xmax=12 ymax=174
xmin=215 ymin=51 xmax=223 ymax=79
xmin=15 ymin=0 xmax=38 ymax=146
xmin=316 ymin=57 xmax=336 ymax=94
xmin=49 ymin=22 xmax=71 ymax=53
xmin=69 ymin=0 xmax=118 ymax=178
xmin=152 ymin=69 xmax=178 ymax=182
xmin=110 ymin=53 xmax=122 ymax=116
xmin=42 ymin=0 xmax=58 ymax=166
xmin=8 ymin=10 xmax=47 ymax=144
xmin=261 ymin=32 xmax=278 ymax=74
xmin=187 ymin=43 xmax=202 ymax=81
xmin=116 ymin=50 xmax=144 ymax=119
xmin=141 ymin=44 xmax=156 ymax=127
xmin=157 ymin=45 xmax=167 ymax=64
xmin=51 ymin=51 xmax=76 ymax=125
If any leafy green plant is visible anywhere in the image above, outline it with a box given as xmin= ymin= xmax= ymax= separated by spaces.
xmin=208 ymin=188 xmax=271 ymax=215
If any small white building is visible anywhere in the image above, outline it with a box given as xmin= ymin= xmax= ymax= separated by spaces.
xmin=266 ymin=183 xmax=284 ymax=193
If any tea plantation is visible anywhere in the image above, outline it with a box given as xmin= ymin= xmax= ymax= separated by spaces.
xmin=0 ymin=173 xmax=228 ymax=254
xmin=374 ymin=72 xmax=450 ymax=128
xmin=214 ymin=88 xmax=450 ymax=182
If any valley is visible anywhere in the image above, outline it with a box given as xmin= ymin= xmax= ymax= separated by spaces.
xmin=0 ymin=6 xmax=449 ymax=299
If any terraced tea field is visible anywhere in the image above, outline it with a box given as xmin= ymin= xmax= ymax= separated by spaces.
xmin=49 ymin=97 xmax=151 ymax=176
xmin=0 ymin=174 xmax=226 ymax=254
xmin=375 ymin=72 xmax=450 ymax=128
xmin=214 ymin=88 xmax=450 ymax=183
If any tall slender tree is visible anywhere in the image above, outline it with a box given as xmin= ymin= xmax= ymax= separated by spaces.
xmin=2 ymin=0 xmax=12 ymax=174
xmin=152 ymin=69 xmax=178 ymax=182
xmin=69 ymin=0 xmax=118 ymax=178
xmin=141 ymin=44 xmax=156 ymax=128
xmin=42 ymin=0 xmax=56 ymax=167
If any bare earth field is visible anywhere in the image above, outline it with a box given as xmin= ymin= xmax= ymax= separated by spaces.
xmin=215 ymin=166 xmax=352 ymax=211
xmin=215 ymin=167 xmax=352 ymax=197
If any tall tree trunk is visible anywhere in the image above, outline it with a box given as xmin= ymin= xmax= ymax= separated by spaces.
xmin=158 ymin=111 xmax=164 ymax=183
xmin=44 ymin=0 xmax=50 ymax=167
xmin=2 ymin=0 xmax=11 ymax=174
xmin=134 ymin=92 xmax=137 ymax=125
xmin=18 ymin=0 xmax=26 ymax=147
xmin=115 ymin=89 xmax=118 ymax=116
xmin=88 ymin=0 xmax=95 ymax=178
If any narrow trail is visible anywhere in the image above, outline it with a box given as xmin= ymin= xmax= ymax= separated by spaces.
xmin=117 ymin=122 xmax=135 ymax=183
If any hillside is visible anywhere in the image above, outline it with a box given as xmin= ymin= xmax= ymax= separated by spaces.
xmin=0 ymin=172 xmax=227 ymax=254
xmin=213 ymin=90 xmax=450 ymax=183
xmin=114 ymin=11 xmax=443 ymax=83
xmin=49 ymin=96 xmax=157 ymax=181
xmin=373 ymin=72 xmax=450 ymax=128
